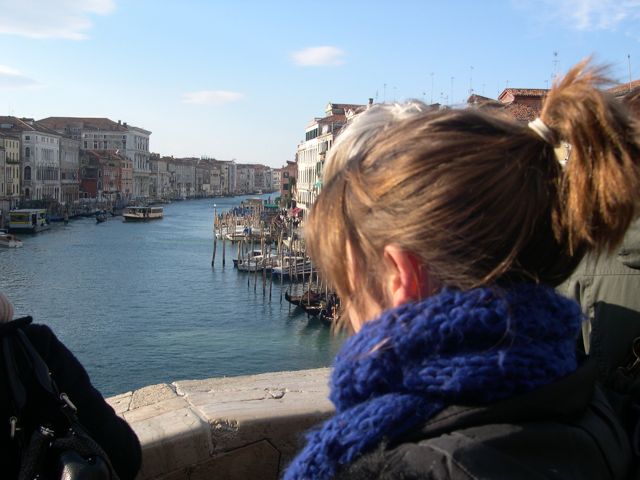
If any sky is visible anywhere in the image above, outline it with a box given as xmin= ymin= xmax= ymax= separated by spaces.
xmin=0 ymin=0 xmax=639 ymax=168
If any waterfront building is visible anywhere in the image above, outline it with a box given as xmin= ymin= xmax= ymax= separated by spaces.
xmin=0 ymin=117 xmax=62 ymax=202
xmin=80 ymin=150 xmax=132 ymax=201
xmin=272 ymin=168 xmax=282 ymax=194
xmin=216 ymin=159 xmax=237 ymax=196
xmin=194 ymin=158 xmax=221 ymax=197
xmin=59 ymin=136 xmax=80 ymax=205
xmin=149 ymin=154 xmax=173 ymax=200
xmin=0 ymin=132 xmax=20 ymax=212
xmin=0 ymin=147 xmax=6 ymax=224
xmin=280 ymin=160 xmax=297 ymax=207
xmin=170 ymin=158 xmax=196 ymax=199
xmin=236 ymin=164 xmax=255 ymax=194
xmin=253 ymin=164 xmax=272 ymax=193
xmin=38 ymin=117 xmax=152 ymax=199
xmin=296 ymin=102 xmax=366 ymax=215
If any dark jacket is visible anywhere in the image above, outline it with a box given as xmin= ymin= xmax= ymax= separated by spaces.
xmin=0 ymin=318 xmax=142 ymax=480
xmin=337 ymin=362 xmax=632 ymax=479
xmin=560 ymin=219 xmax=640 ymax=393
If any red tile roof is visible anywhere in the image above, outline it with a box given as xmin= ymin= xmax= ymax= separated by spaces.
xmin=498 ymin=88 xmax=548 ymax=102
xmin=503 ymin=103 xmax=541 ymax=122
xmin=607 ymin=79 xmax=640 ymax=96
xmin=38 ymin=117 xmax=129 ymax=132
xmin=0 ymin=116 xmax=61 ymax=135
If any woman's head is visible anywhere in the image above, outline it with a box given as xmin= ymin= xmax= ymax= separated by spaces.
xmin=306 ymin=60 xmax=640 ymax=331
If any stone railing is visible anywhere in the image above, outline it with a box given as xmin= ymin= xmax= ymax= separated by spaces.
xmin=107 ymin=368 xmax=333 ymax=480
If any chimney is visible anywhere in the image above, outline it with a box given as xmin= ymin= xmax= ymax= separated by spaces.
xmin=123 ymin=122 xmax=127 ymax=127
xmin=118 ymin=120 xmax=121 ymax=125
xmin=368 ymin=98 xmax=373 ymax=106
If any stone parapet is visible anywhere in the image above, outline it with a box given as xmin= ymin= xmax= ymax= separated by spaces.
xmin=107 ymin=368 xmax=332 ymax=480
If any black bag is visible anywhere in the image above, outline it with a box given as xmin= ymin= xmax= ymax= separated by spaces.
xmin=2 ymin=318 xmax=119 ymax=480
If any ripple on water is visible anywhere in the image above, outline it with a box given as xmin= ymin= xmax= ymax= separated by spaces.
xmin=0 ymin=197 xmax=345 ymax=395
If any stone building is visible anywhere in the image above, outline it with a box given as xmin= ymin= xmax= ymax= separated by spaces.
xmin=149 ymin=154 xmax=173 ymax=200
xmin=0 ymin=117 xmax=62 ymax=202
xmin=296 ymin=102 xmax=366 ymax=215
xmin=0 ymin=132 xmax=20 ymax=210
xmin=80 ymin=150 xmax=132 ymax=201
xmin=170 ymin=158 xmax=196 ymax=199
xmin=38 ymin=117 xmax=152 ymax=198
xmin=59 ymin=136 xmax=80 ymax=205
xmin=216 ymin=159 xmax=237 ymax=196
xmin=236 ymin=164 xmax=255 ymax=194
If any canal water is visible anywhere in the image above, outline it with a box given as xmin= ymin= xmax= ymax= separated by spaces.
xmin=0 ymin=196 xmax=345 ymax=396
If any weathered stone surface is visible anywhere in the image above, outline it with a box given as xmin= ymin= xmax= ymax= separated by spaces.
xmin=133 ymin=407 xmax=212 ymax=479
xmin=131 ymin=383 xmax=178 ymax=410
xmin=106 ymin=391 xmax=132 ymax=415
xmin=123 ymin=397 xmax=190 ymax=424
xmin=112 ymin=368 xmax=333 ymax=480
xmin=190 ymin=440 xmax=280 ymax=480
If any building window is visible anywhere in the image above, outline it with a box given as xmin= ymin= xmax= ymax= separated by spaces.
xmin=25 ymin=147 xmax=30 ymax=158
xmin=24 ymin=165 xmax=31 ymax=180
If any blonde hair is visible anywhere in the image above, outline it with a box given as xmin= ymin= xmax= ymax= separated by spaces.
xmin=306 ymin=60 xmax=640 ymax=330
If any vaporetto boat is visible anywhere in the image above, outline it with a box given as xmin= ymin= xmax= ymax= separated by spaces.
xmin=8 ymin=209 xmax=50 ymax=233
xmin=123 ymin=206 xmax=164 ymax=222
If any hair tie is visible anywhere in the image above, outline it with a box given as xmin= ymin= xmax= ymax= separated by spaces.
xmin=528 ymin=118 xmax=557 ymax=145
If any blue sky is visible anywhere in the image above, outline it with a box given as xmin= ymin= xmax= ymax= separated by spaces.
xmin=1 ymin=0 xmax=638 ymax=167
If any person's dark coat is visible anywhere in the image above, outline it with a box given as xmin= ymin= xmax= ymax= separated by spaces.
xmin=560 ymin=219 xmax=640 ymax=393
xmin=0 ymin=318 xmax=142 ymax=480
xmin=337 ymin=362 xmax=632 ymax=480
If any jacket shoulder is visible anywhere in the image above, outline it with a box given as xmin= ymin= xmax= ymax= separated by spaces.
xmin=337 ymin=440 xmax=473 ymax=480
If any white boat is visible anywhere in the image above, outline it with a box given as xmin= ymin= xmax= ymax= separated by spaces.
xmin=123 ymin=206 xmax=164 ymax=222
xmin=271 ymin=256 xmax=314 ymax=279
xmin=0 ymin=231 xmax=23 ymax=248
xmin=237 ymin=253 xmax=278 ymax=272
xmin=233 ymin=249 xmax=263 ymax=268
xmin=8 ymin=209 xmax=50 ymax=233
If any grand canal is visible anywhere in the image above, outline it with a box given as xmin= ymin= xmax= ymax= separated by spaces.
xmin=0 ymin=196 xmax=344 ymax=396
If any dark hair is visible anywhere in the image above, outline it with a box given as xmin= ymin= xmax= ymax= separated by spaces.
xmin=307 ymin=60 xmax=640 ymax=329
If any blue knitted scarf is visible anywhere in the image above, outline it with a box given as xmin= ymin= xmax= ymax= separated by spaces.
xmin=285 ymin=284 xmax=581 ymax=479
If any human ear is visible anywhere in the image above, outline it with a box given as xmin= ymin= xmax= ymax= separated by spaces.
xmin=383 ymin=245 xmax=427 ymax=308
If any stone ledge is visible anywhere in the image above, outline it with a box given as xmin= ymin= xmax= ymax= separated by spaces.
xmin=107 ymin=368 xmax=333 ymax=480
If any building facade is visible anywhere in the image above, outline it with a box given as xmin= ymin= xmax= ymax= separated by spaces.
xmin=296 ymin=102 xmax=365 ymax=214
xmin=59 ymin=137 xmax=80 ymax=205
xmin=38 ymin=117 xmax=152 ymax=198
xmin=0 ymin=132 xmax=20 ymax=210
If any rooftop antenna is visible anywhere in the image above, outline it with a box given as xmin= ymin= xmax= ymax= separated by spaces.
xmin=393 ymin=86 xmax=397 ymax=102
xmin=553 ymin=51 xmax=559 ymax=81
xmin=383 ymin=83 xmax=387 ymax=103
xmin=469 ymin=65 xmax=474 ymax=96
xmin=450 ymin=76 xmax=454 ymax=106
xmin=482 ymin=83 xmax=486 ymax=95
xmin=430 ymin=72 xmax=434 ymax=104
xmin=628 ymin=54 xmax=633 ymax=93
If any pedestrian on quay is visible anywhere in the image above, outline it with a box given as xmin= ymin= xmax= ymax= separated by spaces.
xmin=285 ymin=60 xmax=640 ymax=479
xmin=0 ymin=292 xmax=142 ymax=479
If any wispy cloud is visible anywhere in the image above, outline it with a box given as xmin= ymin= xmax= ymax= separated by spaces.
xmin=291 ymin=46 xmax=346 ymax=67
xmin=0 ymin=0 xmax=115 ymax=40
xmin=0 ymin=65 xmax=41 ymax=89
xmin=515 ymin=0 xmax=640 ymax=31
xmin=182 ymin=90 xmax=245 ymax=106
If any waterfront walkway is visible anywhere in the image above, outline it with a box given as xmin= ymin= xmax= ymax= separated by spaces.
xmin=108 ymin=368 xmax=332 ymax=479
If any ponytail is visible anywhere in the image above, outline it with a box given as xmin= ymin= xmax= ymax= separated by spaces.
xmin=541 ymin=59 xmax=640 ymax=253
